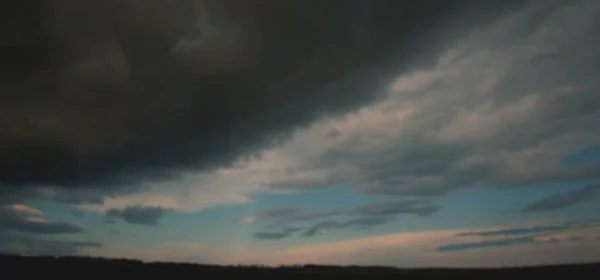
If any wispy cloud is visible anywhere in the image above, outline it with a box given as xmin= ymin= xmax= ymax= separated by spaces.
xmin=435 ymin=236 xmax=536 ymax=252
xmin=256 ymin=208 xmax=342 ymax=224
xmin=0 ymin=237 xmax=101 ymax=256
xmin=303 ymin=216 xmax=393 ymax=237
xmin=255 ymin=199 xmax=439 ymax=224
xmin=251 ymin=199 xmax=439 ymax=239
xmin=436 ymin=219 xmax=600 ymax=252
xmin=457 ymin=225 xmax=568 ymax=237
xmin=456 ymin=219 xmax=600 ymax=237
xmin=436 ymin=234 xmax=587 ymax=252
xmin=0 ymin=204 xmax=84 ymax=234
xmin=351 ymin=200 xmax=439 ymax=217
xmin=254 ymin=227 xmax=303 ymax=240
xmin=252 ymin=219 xmax=600 ymax=267
xmin=106 ymin=205 xmax=170 ymax=226
xmin=83 ymin=218 xmax=600 ymax=267
xmin=521 ymin=184 xmax=599 ymax=213
xmin=0 ymin=204 xmax=98 ymax=255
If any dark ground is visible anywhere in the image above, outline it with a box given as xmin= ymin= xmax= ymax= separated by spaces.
xmin=2 ymin=254 xmax=599 ymax=279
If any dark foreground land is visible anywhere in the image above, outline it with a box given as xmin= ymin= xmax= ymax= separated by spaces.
xmin=2 ymin=254 xmax=599 ymax=279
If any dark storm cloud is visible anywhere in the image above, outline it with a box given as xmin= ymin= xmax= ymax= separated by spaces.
xmin=521 ymin=184 xmax=599 ymax=213
xmin=0 ymin=0 xmax=525 ymax=201
xmin=105 ymin=205 xmax=169 ymax=226
xmin=0 ymin=205 xmax=84 ymax=234
xmin=262 ymin=0 xmax=600 ymax=196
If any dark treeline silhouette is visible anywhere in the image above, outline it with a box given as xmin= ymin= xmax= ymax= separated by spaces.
xmin=2 ymin=254 xmax=599 ymax=279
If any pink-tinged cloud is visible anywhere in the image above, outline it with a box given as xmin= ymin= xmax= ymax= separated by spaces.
xmin=9 ymin=204 xmax=44 ymax=217
xmin=85 ymin=221 xmax=600 ymax=268
xmin=252 ymin=223 xmax=600 ymax=267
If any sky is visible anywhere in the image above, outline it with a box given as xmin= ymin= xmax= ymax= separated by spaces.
xmin=1 ymin=0 xmax=600 ymax=268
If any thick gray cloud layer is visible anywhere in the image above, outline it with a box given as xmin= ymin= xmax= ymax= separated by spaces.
xmin=106 ymin=205 xmax=169 ymax=226
xmin=521 ymin=184 xmax=599 ymax=213
xmin=0 ymin=0 xmax=525 ymax=203
xmin=251 ymin=0 xmax=600 ymax=197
